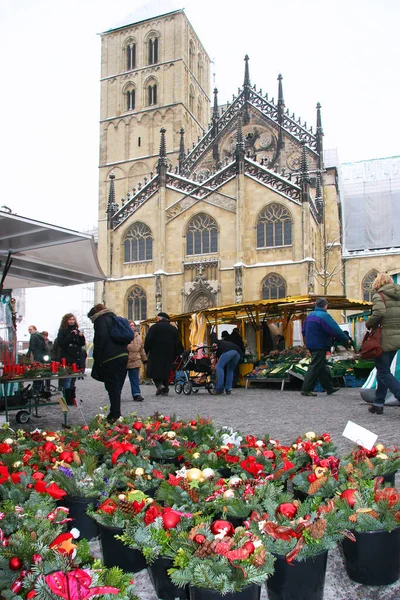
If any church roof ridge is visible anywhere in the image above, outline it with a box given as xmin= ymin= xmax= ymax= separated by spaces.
xmin=100 ymin=8 xmax=184 ymax=35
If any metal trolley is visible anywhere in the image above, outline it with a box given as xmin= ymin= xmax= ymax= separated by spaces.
xmin=0 ymin=373 xmax=85 ymax=427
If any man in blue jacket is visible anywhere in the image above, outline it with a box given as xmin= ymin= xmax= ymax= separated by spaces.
xmin=301 ymin=297 xmax=350 ymax=396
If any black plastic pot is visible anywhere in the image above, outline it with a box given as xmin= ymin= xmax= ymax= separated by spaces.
xmin=266 ymin=551 xmax=328 ymax=600
xmin=341 ymin=526 xmax=400 ymax=585
xmin=382 ymin=471 xmax=397 ymax=485
xmin=147 ymin=556 xmax=188 ymax=600
xmin=63 ymin=496 xmax=99 ymax=540
xmin=97 ymin=522 xmax=146 ymax=572
xmin=292 ymin=487 xmax=308 ymax=502
xmin=217 ymin=467 xmax=232 ymax=479
xmin=215 ymin=512 xmax=248 ymax=529
xmin=189 ymin=584 xmax=261 ymax=600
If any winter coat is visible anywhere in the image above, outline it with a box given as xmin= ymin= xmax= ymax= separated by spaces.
xmin=214 ymin=340 xmax=241 ymax=358
xmin=57 ymin=326 xmax=86 ymax=366
xmin=127 ymin=333 xmax=147 ymax=369
xmin=302 ymin=307 xmax=348 ymax=350
xmin=366 ymin=283 xmax=400 ymax=352
xmin=28 ymin=332 xmax=46 ymax=362
xmin=144 ymin=320 xmax=180 ymax=380
xmin=91 ymin=309 xmax=129 ymax=365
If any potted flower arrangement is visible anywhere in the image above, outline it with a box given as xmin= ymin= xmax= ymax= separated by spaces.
xmin=87 ymin=488 xmax=149 ymax=572
xmin=168 ymin=519 xmax=274 ymax=599
xmin=336 ymin=476 xmax=400 ymax=585
xmin=343 ymin=442 xmax=400 ymax=484
xmin=291 ymin=455 xmax=343 ymax=501
xmin=118 ymin=501 xmax=199 ymax=600
xmin=250 ymin=494 xmax=350 ymax=600
xmin=49 ymin=456 xmax=122 ymax=540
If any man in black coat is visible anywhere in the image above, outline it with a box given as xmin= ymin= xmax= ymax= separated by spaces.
xmin=88 ymin=304 xmax=129 ymax=422
xmin=144 ymin=312 xmax=180 ymax=396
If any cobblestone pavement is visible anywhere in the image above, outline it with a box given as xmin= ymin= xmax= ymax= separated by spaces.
xmin=8 ymin=375 xmax=400 ymax=599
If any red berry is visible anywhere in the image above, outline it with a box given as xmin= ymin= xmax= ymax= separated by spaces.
xmin=194 ymin=534 xmax=206 ymax=544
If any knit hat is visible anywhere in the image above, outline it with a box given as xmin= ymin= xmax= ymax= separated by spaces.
xmin=157 ymin=312 xmax=170 ymax=320
xmin=315 ymin=297 xmax=328 ymax=308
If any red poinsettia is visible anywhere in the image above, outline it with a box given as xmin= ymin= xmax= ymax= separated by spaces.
xmin=97 ymin=499 xmax=117 ymax=515
xmin=144 ymin=504 xmax=163 ymax=525
xmin=34 ymin=480 xmax=66 ymax=500
xmin=240 ymin=456 xmax=264 ymax=476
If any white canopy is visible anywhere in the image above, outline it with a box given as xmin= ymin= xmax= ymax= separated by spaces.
xmin=0 ymin=211 xmax=106 ymax=289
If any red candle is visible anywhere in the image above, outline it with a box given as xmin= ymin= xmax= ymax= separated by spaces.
xmin=61 ymin=358 xmax=67 ymax=367
xmin=72 ymin=363 xmax=77 ymax=372
xmin=51 ymin=361 xmax=57 ymax=373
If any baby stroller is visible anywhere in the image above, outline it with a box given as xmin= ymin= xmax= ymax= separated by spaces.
xmin=173 ymin=346 xmax=215 ymax=395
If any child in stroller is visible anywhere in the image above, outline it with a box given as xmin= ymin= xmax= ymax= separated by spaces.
xmin=171 ymin=346 xmax=215 ymax=395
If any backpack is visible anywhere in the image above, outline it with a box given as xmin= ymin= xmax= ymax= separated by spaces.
xmin=110 ymin=315 xmax=134 ymax=345
xmin=50 ymin=338 xmax=61 ymax=361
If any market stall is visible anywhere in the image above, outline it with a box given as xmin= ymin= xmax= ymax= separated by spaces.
xmin=0 ymin=210 xmax=106 ymax=424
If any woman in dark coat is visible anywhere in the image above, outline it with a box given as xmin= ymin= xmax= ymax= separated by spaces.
xmin=144 ymin=312 xmax=180 ymax=396
xmin=56 ymin=313 xmax=86 ymax=406
xmin=88 ymin=304 xmax=129 ymax=422
xmin=366 ymin=273 xmax=400 ymax=415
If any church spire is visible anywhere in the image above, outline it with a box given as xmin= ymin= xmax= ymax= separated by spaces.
xmin=316 ymin=102 xmax=324 ymax=169
xmin=106 ymin=171 xmax=118 ymax=228
xmin=178 ymin=127 xmax=185 ymax=173
xmin=243 ymin=55 xmax=250 ymax=125
xmin=157 ymin=128 xmax=168 ymax=184
xmin=277 ymin=74 xmax=285 ymax=123
xmin=243 ymin=54 xmax=250 ymax=88
xmin=213 ymin=88 xmax=219 ymax=120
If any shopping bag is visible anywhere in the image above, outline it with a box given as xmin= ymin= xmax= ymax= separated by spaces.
xmin=360 ymin=327 xmax=382 ymax=360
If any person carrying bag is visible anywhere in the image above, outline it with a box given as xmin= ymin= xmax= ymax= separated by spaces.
xmin=365 ymin=273 xmax=400 ymax=415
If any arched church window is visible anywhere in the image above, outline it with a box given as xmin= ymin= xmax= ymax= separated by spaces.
xmin=189 ymin=85 xmax=195 ymax=113
xmin=148 ymin=83 xmax=157 ymax=106
xmin=123 ymin=222 xmax=153 ymax=262
xmin=127 ymin=286 xmax=147 ymax=321
xmin=148 ymin=36 xmax=159 ymax=65
xmin=126 ymin=88 xmax=135 ymax=111
xmin=362 ymin=270 xmax=378 ymax=302
xmin=257 ymin=203 xmax=292 ymax=248
xmin=126 ymin=43 xmax=136 ymax=70
xmin=186 ymin=213 xmax=218 ymax=256
xmin=261 ymin=273 xmax=287 ymax=300
xmin=189 ymin=40 xmax=194 ymax=71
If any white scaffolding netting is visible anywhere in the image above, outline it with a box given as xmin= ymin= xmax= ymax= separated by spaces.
xmin=340 ymin=156 xmax=400 ymax=252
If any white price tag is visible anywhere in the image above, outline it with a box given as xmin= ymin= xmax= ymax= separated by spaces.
xmin=342 ymin=420 xmax=378 ymax=451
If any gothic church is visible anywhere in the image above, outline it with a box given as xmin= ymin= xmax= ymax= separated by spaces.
xmin=96 ymin=8 xmax=388 ymax=321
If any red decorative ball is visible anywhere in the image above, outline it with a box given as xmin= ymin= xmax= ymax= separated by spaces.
xmin=307 ymin=473 xmax=317 ymax=483
xmin=9 ymin=556 xmax=23 ymax=571
xmin=11 ymin=580 xmax=23 ymax=593
xmin=263 ymin=450 xmax=275 ymax=460
xmin=162 ymin=510 xmax=181 ymax=530
xmin=43 ymin=441 xmax=56 ymax=453
xmin=194 ymin=534 xmax=206 ymax=544
xmin=32 ymin=553 xmax=43 ymax=564
xmin=243 ymin=541 xmax=255 ymax=555
xmin=210 ymin=520 xmax=235 ymax=536
xmin=27 ymin=592 xmax=37 ymax=599
xmin=276 ymin=502 xmax=298 ymax=519
xmin=133 ymin=422 xmax=143 ymax=431
xmin=340 ymin=489 xmax=357 ymax=508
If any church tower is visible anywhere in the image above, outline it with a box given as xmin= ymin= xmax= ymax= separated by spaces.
xmin=97 ymin=9 xmax=211 ymax=277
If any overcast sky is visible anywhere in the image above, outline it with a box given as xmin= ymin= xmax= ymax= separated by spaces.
xmin=1 ymin=0 xmax=399 ymax=339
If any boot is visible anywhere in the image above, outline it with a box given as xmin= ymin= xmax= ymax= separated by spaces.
xmin=64 ymin=388 xmax=75 ymax=406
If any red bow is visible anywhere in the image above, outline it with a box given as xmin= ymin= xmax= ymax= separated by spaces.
xmin=45 ymin=569 xmax=119 ymax=599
